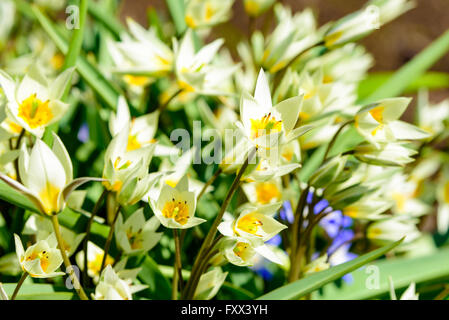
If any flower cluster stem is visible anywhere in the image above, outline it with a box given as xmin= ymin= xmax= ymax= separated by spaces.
xmin=10 ymin=272 xmax=28 ymax=300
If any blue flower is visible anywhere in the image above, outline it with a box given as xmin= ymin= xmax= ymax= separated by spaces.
xmin=279 ymin=200 xmax=294 ymax=224
xmin=77 ymin=122 xmax=89 ymax=143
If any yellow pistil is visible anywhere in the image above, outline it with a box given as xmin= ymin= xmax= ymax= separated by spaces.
xmin=18 ymin=94 xmax=53 ymax=129
xmin=250 ymin=113 xmax=283 ymax=139
xmin=162 ymin=198 xmax=190 ymax=225
xmin=124 ymin=75 xmax=151 ymax=87
xmin=236 ymin=214 xmax=263 ymax=236
xmin=39 ymin=183 xmax=61 ymax=215
xmin=233 ymin=242 xmax=249 ymax=258
xmin=255 ymin=182 xmax=280 ymax=204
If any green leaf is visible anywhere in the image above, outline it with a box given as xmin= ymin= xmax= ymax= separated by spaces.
xmin=138 ymin=256 xmax=172 ymax=299
xmin=360 ymin=28 xmax=449 ymax=104
xmin=165 ymin=0 xmax=187 ymax=35
xmin=358 ymin=72 xmax=449 ymax=101
xmin=257 ymin=239 xmax=403 ymax=300
xmin=2 ymin=283 xmax=75 ymax=300
xmin=88 ymin=0 xmax=125 ymax=39
xmin=314 ymin=247 xmax=449 ymax=300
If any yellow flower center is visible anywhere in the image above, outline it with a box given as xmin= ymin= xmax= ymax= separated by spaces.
xmin=236 ymin=214 xmax=263 ymax=236
xmin=162 ymin=198 xmax=190 ymax=225
xmin=165 ymin=179 xmax=178 ymax=188
xmin=51 ymin=53 xmax=65 ymax=70
xmin=343 ymin=206 xmax=358 ymax=218
xmin=185 ymin=15 xmax=196 ymax=28
xmin=88 ymin=253 xmax=114 ymax=276
xmin=26 ymin=250 xmax=50 ymax=272
xmin=127 ymin=228 xmax=143 ymax=250
xmin=392 ymin=193 xmax=406 ymax=212
xmin=244 ymin=0 xmax=260 ymax=16
xmin=250 ymin=113 xmax=283 ymax=139
xmin=123 ymin=75 xmax=151 ymax=87
xmin=18 ymin=94 xmax=53 ymax=129
xmin=444 ymin=182 xmax=449 ymax=204
xmin=205 ymin=4 xmax=215 ymax=21
xmin=369 ymin=105 xmax=385 ymax=123
xmin=38 ymin=183 xmax=61 ymax=215
xmin=255 ymin=182 xmax=280 ymax=204
xmin=126 ymin=134 xmax=141 ymax=152
xmin=233 ymin=242 xmax=250 ymax=258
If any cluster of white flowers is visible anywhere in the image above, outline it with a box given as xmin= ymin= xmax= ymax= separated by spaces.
xmin=1 ymin=0 xmax=448 ymax=301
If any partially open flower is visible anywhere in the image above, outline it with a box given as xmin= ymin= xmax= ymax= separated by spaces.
xmin=0 ymin=134 xmax=98 ymax=215
xmin=185 ymin=0 xmax=234 ymax=29
xmin=194 ymin=267 xmax=228 ymax=300
xmin=76 ymin=241 xmax=114 ymax=283
xmin=150 ymin=174 xmax=205 ymax=229
xmin=115 ymin=208 xmax=162 ymax=256
xmin=14 ymin=233 xmax=64 ymax=278
xmin=93 ymin=265 xmax=133 ymax=300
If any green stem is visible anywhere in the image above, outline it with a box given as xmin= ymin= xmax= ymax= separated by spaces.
xmin=10 ymin=272 xmax=28 ymax=300
xmin=158 ymin=89 xmax=183 ymax=114
xmin=51 ymin=215 xmax=88 ymax=300
xmin=322 ymin=119 xmax=354 ymax=161
xmin=197 ymin=167 xmax=222 ymax=201
xmin=435 ymin=284 xmax=449 ymax=300
xmin=172 ymin=229 xmax=182 ymax=300
xmin=183 ymin=148 xmax=256 ymax=299
xmin=82 ymin=188 xmax=108 ymax=287
xmin=99 ymin=204 xmax=121 ymax=275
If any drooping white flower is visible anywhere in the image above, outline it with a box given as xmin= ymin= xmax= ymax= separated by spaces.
xmin=115 ymin=208 xmax=162 ymax=255
xmin=75 ymin=241 xmax=115 ymax=283
xmin=0 ymin=134 xmax=97 ymax=215
xmin=14 ymin=233 xmax=64 ymax=278
xmin=0 ymin=65 xmax=73 ymax=137
xmin=367 ymin=217 xmax=420 ymax=245
xmin=194 ymin=267 xmax=228 ymax=300
xmin=149 ymin=174 xmax=206 ymax=229
xmin=92 ymin=265 xmax=134 ymax=300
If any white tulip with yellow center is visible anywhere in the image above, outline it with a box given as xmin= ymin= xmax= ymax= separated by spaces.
xmin=185 ymin=0 xmax=234 ymax=29
xmin=115 ymin=208 xmax=162 ymax=256
xmin=23 ymin=214 xmax=85 ymax=257
xmin=243 ymin=0 xmax=275 ymax=17
xmin=0 ymin=65 xmax=73 ymax=137
xmin=238 ymin=69 xmax=303 ymax=151
xmin=76 ymin=241 xmax=115 ymax=283
xmin=367 ymin=0 xmax=416 ymax=26
xmin=109 ymin=96 xmax=165 ymax=153
xmin=0 ymin=134 xmax=97 ymax=216
xmin=14 ymin=233 xmax=64 ymax=278
xmin=218 ymin=202 xmax=286 ymax=244
xmin=219 ymin=236 xmax=285 ymax=267
xmin=416 ymin=91 xmax=449 ymax=138
xmin=194 ymin=267 xmax=228 ymax=300
xmin=342 ymin=194 xmax=392 ymax=220
xmin=303 ymin=254 xmax=330 ymax=275
xmin=355 ymin=98 xmax=431 ymax=148
xmin=354 ymin=142 xmax=418 ymax=167
xmin=242 ymin=178 xmax=283 ymax=205
xmin=108 ymin=18 xmax=173 ymax=81
xmin=149 ymin=174 xmax=205 ymax=229
xmin=103 ymin=124 xmax=157 ymax=205
xmin=174 ymin=29 xmax=237 ymax=96
xmin=367 ymin=217 xmax=420 ymax=245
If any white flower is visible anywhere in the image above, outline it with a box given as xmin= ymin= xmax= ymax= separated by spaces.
xmin=436 ymin=168 xmax=449 ymax=235
xmin=108 ymin=18 xmax=173 ymax=81
xmin=75 ymin=241 xmax=115 ymax=282
xmin=174 ymin=29 xmax=237 ymax=95
xmin=115 ymin=208 xmax=162 ymax=255
xmin=103 ymin=124 xmax=157 ymax=205
xmin=92 ymin=265 xmax=134 ymax=300
xmin=303 ymin=254 xmax=330 ymax=275
xmin=355 ymin=98 xmax=431 ymax=147
xmin=354 ymin=142 xmax=417 ymax=167
xmin=0 ymin=65 xmax=73 ymax=137
xmin=367 ymin=0 xmax=416 ymax=25
xmin=185 ymin=0 xmax=234 ymax=29
xmin=14 ymin=233 xmax=64 ymax=278
xmin=242 ymin=178 xmax=283 ymax=205
xmin=416 ymin=90 xmax=449 ymax=138
xmin=0 ymin=135 xmax=96 ymax=215
xmin=238 ymin=69 xmax=303 ymax=150
xmin=194 ymin=267 xmax=228 ymax=300
xmin=367 ymin=217 xmax=420 ymax=245
xmin=218 ymin=202 xmax=286 ymax=244
xmin=149 ymin=174 xmax=205 ymax=229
